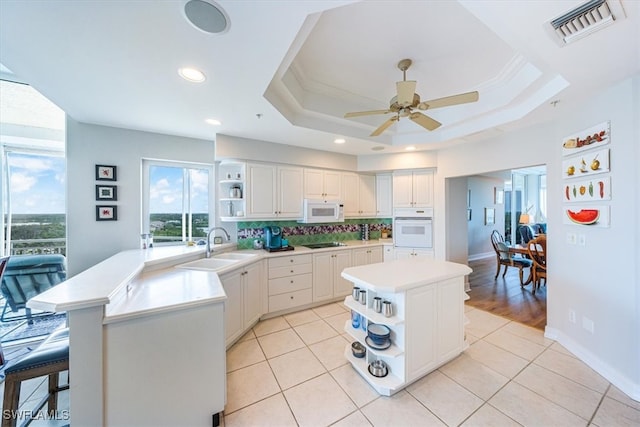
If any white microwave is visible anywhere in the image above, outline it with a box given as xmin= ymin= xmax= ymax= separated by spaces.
xmin=299 ymin=199 xmax=345 ymax=223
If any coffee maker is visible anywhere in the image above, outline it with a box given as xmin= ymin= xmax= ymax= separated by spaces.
xmin=263 ymin=226 xmax=282 ymax=250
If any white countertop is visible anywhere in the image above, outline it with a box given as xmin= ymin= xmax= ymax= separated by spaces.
xmin=27 ymin=240 xmax=387 ymax=314
xmin=341 ymin=258 xmax=472 ymax=293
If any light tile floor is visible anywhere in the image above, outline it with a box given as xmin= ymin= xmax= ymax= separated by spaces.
xmin=223 ymin=302 xmax=640 ymax=427
xmin=2 ymin=302 xmax=639 ymax=426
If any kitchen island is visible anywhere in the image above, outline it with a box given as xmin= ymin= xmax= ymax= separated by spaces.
xmin=341 ymin=257 xmax=472 ymax=396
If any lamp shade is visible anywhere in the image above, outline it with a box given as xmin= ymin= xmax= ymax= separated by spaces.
xmin=519 ymin=214 xmax=530 ymax=224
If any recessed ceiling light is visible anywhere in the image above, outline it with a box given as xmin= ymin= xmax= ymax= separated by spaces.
xmin=371 ymin=146 xmax=385 ymax=151
xmin=178 ymin=67 xmax=206 ymax=83
xmin=405 ymin=146 xmax=416 ymax=151
xmin=334 ymin=138 xmax=346 ymax=144
xmin=206 ymin=118 xmax=221 ymax=126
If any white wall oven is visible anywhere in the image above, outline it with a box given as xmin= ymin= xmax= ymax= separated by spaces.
xmin=393 ymin=207 xmax=433 ymax=248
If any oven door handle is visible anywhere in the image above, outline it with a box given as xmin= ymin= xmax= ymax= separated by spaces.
xmin=395 ymin=217 xmax=432 ymax=221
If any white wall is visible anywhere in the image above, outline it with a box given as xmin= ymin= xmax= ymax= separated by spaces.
xmin=434 ymin=76 xmax=640 ymax=400
xmin=467 ymin=176 xmax=504 ymax=260
xmin=66 ymin=119 xmax=215 ymax=276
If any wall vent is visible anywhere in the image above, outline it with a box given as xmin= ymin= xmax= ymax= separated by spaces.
xmin=547 ymin=0 xmax=626 ymax=46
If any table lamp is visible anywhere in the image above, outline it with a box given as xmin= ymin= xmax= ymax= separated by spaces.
xmin=519 ymin=213 xmax=530 ymax=224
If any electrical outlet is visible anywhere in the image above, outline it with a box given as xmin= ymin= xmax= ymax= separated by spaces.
xmin=569 ymin=309 xmax=576 ymax=323
xmin=566 ymin=233 xmax=577 ymax=245
xmin=578 ymin=234 xmax=586 ymax=246
xmin=582 ymin=316 xmax=595 ymax=334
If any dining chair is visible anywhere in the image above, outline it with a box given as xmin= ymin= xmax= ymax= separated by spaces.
xmin=527 ymin=235 xmax=547 ymax=293
xmin=490 ymin=230 xmax=532 ymax=286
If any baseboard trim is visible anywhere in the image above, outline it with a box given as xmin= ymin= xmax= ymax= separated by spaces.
xmin=468 ymin=252 xmax=494 ymax=262
xmin=545 ymin=326 xmax=640 ymax=402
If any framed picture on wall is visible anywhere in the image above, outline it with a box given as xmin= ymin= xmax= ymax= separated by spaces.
xmin=96 ymin=185 xmax=117 ymax=201
xmin=96 ymin=206 xmax=118 ymax=221
xmin=494 ymin=187 xmax=504 ymax=204
xmin=484 ymin=208 xmax=495 ymax=225
xmin=96 ymin=164 xmax=117 ymax=181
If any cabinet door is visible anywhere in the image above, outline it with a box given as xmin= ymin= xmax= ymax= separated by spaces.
xmin=351 ymin=247 xmax=369 ymax=267
xmin=392 ymin=171 xmax=414 ymax=207
xmin=376 ymin=174 xmax=393 ymax=217
xmin=277 ymin=166 xmax=303 ymax=218
xmin=383 ymin=245 xmax=394 ymax=262
xmin=405 ymin=285 xmax=437 ymax=380
xmin=243 ymin=262 xmax=262 ymax=328
xmin=413 ymin=249 xmax=434 ymax=259
xmin=219 ymin=270 xmax=244 ymax=347
xmin=323 ymin=170 xmax=342 ymax=200
xmin=333 ymin=250 xmax=353 ymax=297
xmin=359 ymin=174 xmax=377 ymax=217
xmin=437 ymin=278 xmax=464 ymax=361
xmin=394 ymin=248 xmax=413 ymax=260
xmin=369 ymin=246 xmax=383 ymax=263
xmin=247 ymin=163 xmax=276 ymax=218
xmin=412 ymin=170 xmax=433 ymax=207
xmin=312 ymin=252 xmax=334 ymax=302
xmin=303 ymin=168 xmax=324 ymax=199
xmin=341 ymin=172 xmax=359 ymax=217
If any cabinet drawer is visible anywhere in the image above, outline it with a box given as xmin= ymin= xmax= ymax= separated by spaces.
xmin=268 ymin=254 xmax=312 ymax=268
xmin=268 ymin=288 xmax=312 ymax=312
xmin=269 ymin=273 xmax=312 ymax=296
xmin=268 ymin=263 xmax=312 ymax=279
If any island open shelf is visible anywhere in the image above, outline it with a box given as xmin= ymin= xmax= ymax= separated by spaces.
xmin=341 ymin=258 xmax=472 ymax=396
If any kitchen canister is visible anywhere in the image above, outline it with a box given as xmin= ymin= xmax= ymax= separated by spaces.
xmin=383 ymin=300 xmax=393 ymax=317
xmin=373 ymin=297 xmax=383 ymax=313
xmin=352 ymin=287 xmax=360 ymax=301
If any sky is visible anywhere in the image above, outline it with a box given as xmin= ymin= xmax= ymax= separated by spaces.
xmin=8 ymin=152 xmax=65 ymax=214
xmin=149 ymin=165 xmax=209 ymax=214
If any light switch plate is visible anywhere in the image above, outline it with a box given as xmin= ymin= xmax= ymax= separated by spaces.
xmin=566 ymin=233 xmax=577 ymax=245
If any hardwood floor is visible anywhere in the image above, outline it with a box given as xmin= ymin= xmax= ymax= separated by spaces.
xmin=467 ymin=257 xmax=547 ymax=330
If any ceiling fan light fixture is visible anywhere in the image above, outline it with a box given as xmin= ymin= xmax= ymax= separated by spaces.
xmin=179 ymin=67 xmax=206 ymax=83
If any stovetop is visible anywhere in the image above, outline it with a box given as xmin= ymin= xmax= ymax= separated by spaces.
xmin=302 ymin=242 xmax=348 ymax=249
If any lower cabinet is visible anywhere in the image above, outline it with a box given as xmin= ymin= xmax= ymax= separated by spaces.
xmin=219 ymin=260 xmax=264 ymax=348
xmin=267 ymin=254 xmax=313 ymax=313
xmin=352 ymin=246 xmax=383 ymax=267
xmin=383 ymin=244 xmax=394 ymax=262
xmin=312 ymin=249 xmax=352 ymax=302
xmin=394 ymin=248 xmax=434 ymax=259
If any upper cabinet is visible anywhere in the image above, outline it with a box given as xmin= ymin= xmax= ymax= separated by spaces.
xmin=376 ymin=174 xmax=393 ymax=218
xmin=393 ymin=170 xmax=434 ymax=208
xmin=246 ymin=163 xmax=303 ymax=219
xmin=342 ymin=173 xmax=376 ymax=218
xmin=304 ymin=168 xmax=341 ymax=200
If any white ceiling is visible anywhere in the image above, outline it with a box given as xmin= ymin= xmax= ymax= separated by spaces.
xmin=0 ymin=0 xmax=638 ymax=156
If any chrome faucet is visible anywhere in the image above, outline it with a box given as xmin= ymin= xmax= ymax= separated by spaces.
xmin=206 ymin=227 xmax=231 ymax=258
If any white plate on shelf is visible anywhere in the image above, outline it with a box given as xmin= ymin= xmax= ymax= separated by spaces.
xmin=365 ymin=336 xmax=391 ymax=350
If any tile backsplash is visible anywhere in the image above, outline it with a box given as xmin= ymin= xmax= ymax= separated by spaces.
xmin=237 ymin=218 xmax=392 ymax=249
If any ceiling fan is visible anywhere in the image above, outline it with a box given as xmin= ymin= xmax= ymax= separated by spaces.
xmin=344 ymin=59 xmax=479 ymax=136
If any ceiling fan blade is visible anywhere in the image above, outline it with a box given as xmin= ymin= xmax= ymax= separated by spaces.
xmin=344 ymin=109 xmax=391 ymax=118
xmin=409 ymin=112 xmax=441 ymax=131
xmin=418 ymin=91 xmax=479 ymax=110
xmin=396 ymin=80 xmax=417 ymax=106
xmin=370 ymin=116 xmax=398 ymax=136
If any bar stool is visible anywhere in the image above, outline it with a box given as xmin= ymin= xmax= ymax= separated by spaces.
xmin=1 ymin=328 xmax=69 ymax=427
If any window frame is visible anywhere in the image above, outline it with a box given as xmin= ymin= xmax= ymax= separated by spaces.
xmin=141 ymin=158 xmax=215 ymax=246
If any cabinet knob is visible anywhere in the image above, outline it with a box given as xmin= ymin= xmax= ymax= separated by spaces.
xmin=290 ymin=280 xmax=294 ymax=283
xmin=290 ymin=259 xmax=294 ymax=262
xmin=290 ymin=296 xmax=294 ymax=300
xmin=290 ymin=270 xmax=294 ymax=273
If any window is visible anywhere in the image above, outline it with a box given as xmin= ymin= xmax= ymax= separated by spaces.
xmin=0 ymin=77 xmax=66 ymax=256
xmin=142 ymin=160 xmax=213 ymax=245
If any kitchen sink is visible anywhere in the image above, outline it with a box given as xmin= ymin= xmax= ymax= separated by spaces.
xmin=176 ymin=258 xmax=237 ymax=271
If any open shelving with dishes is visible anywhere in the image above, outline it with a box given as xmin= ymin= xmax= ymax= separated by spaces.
xmin=219 ymin=162 xmax=245 ymax=221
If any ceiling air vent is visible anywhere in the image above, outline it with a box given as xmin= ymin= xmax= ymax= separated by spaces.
xmin=547 ymin=0 xmax=626 ymax=46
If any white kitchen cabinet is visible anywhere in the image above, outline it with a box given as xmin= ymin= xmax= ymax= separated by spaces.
xmin=219 ymin=161 xmax=246 ymax=220
xmin=393 ymin=170 xmax=433 ymax=208
xmin=352 ymin=246 xmax=383 ymax=267
xmin=304 ymin=168 xmax=341 ymax=200
xmin=312 ymin=249 xmax=352 ymax=302
xmin=341 ymin=259 xmax=471 ymax=396
xmin=376 ymin=174 xmax=393 ymax=218
xmin=219 ymin=260 xmax=265 ymax=347
xmin=246 ymin=162 xmax=303 ymax=219
xmin=267 ymin=254 xmax=313 ymax=313
xmin=394 ymin=248 xmax=434 ymax=260
xmin=341 ymin=173 xmax=377 ymax=218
